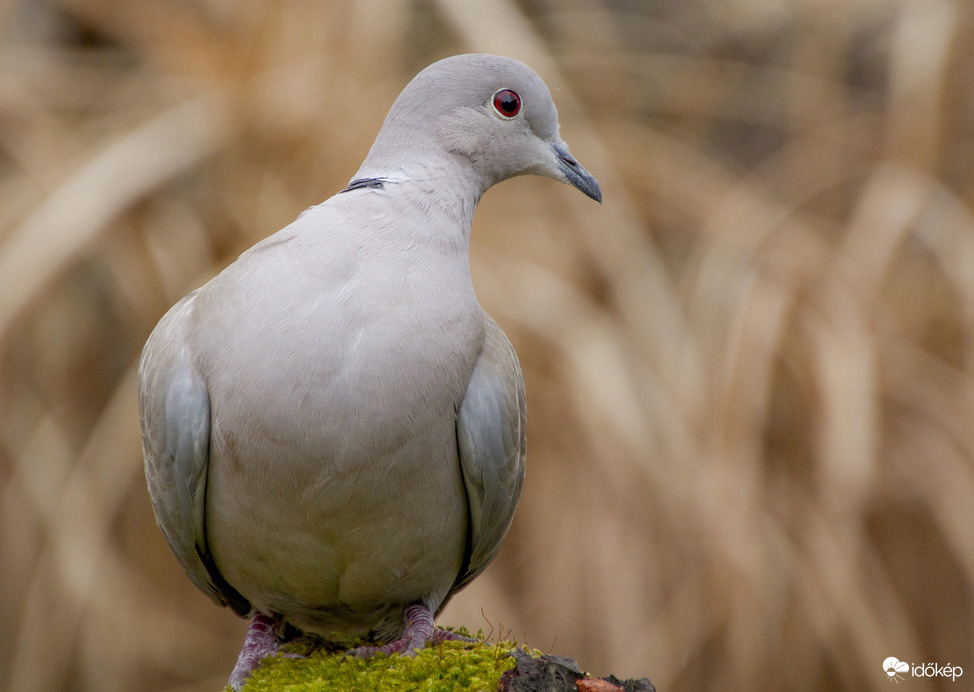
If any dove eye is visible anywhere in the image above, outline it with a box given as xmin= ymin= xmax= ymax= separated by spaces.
xmin=491 ymin=89 xmax=522 ymax=118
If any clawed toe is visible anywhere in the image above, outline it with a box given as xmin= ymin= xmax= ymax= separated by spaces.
xmin=436 ymin=627 xmax=477 ymax=644
xmin=227 ymin=613 xmax=294 ymax=690
xmin=344 ymin=603 xmax=479 ymax=659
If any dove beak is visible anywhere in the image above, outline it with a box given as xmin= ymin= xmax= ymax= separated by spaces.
xmin=552 ymin=142 xmax=602 ymax=203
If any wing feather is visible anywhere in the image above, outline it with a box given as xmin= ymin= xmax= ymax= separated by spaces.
xmin=139 ymin=293 xmax=247 ymax=612
xmin=452 ymin=315 xmax=526 ymax=593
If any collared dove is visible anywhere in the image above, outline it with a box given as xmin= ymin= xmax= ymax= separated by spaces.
xmin=139 ymin=53 xmax=601 ymax=689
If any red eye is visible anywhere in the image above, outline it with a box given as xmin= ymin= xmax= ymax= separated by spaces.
xmin=491 ymin=89 xmax=521 ymax=118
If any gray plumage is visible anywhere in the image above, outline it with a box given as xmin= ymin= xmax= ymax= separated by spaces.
xmin=139 ymin=53 xmax=600 ymax=680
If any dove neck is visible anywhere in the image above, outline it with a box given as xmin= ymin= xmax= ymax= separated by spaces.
xmin=352 ymin=153 xmax=486 ymax=240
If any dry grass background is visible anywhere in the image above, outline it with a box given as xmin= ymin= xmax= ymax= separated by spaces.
xmin=1 ymin=0 xmax=972 ymax=690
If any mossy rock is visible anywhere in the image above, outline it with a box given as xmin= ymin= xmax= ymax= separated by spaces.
xmin=226 ymin=628 xmax=655 ymax=692
xmin=233 ymin=631 xmax=655 ymax=691
xmin=238 ymin=637 xmax=520 ymax=691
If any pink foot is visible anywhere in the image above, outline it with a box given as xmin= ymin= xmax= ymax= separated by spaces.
xmin=346 ymin=603 xmax=476 ymax=658
xmin=227 ymin=612 xmax=297 ymax=690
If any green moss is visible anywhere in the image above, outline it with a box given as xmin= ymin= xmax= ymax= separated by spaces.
xmin=239 ymin=637 xmax=520 ymax=692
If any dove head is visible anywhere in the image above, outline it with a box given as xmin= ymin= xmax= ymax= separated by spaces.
xmin=355 ymin=54 xmax=601 ymax=203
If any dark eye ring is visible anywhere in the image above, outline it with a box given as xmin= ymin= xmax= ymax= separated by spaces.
xmin=491 ymin=89 xmax=522 ymax=118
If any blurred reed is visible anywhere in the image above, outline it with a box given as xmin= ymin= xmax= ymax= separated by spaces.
xmin=1 ymin=1 xmax=972 ymax=690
